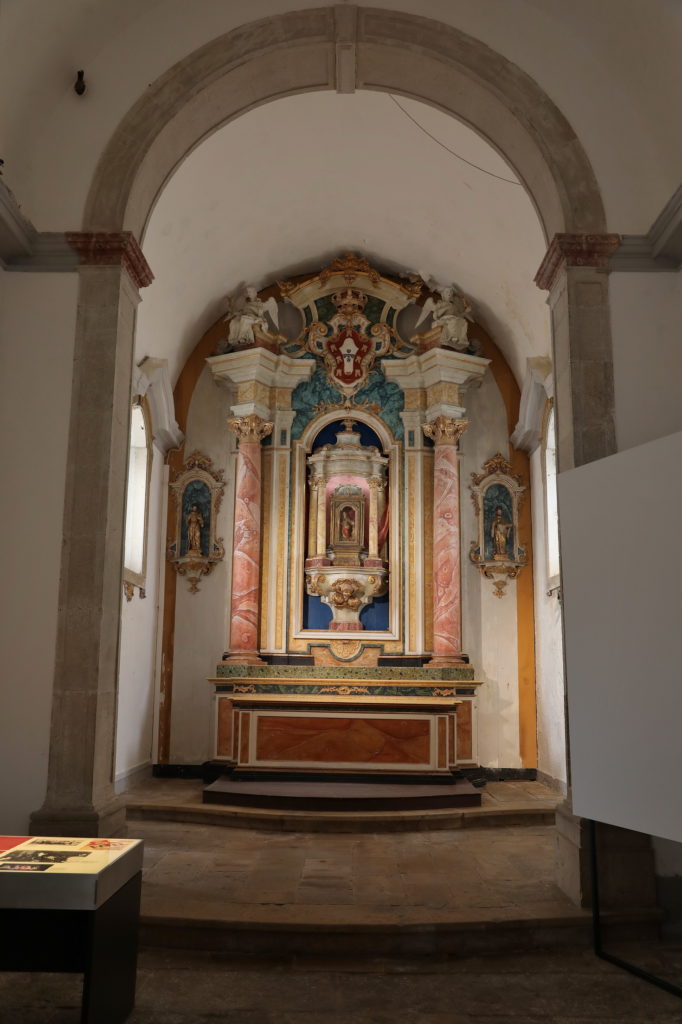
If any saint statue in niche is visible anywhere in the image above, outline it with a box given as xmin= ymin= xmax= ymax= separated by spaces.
xmin=186 ymin=504 xmax=205 ymax=555
xmin=491 ymin=506 xmax=513 ymax=560
xmin=340 ymin=506 xmax=355 ymax=541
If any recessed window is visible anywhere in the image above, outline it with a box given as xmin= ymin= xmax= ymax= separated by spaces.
xmin=544 ymin=404 xmax=560 ymax=584
xmin=123 ymin=402 xmax=152 ymax=589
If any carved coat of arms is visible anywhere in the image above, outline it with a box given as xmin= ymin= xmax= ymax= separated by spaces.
xmin=304 ymin=288 xmax=396 ymax=399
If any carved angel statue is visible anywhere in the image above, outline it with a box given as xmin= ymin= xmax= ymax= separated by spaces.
xmin=222 ymin=285 xmax=279 ymax=347
xmin=415 ymin=285 xmax=474 ymax=351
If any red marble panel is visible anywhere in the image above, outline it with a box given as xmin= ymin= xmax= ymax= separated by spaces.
xmin=255 ymin=715 xmax=431 ymax=765
xmin=216 ymin=697 xmax=233 ymax=758
xmin=239 ymin=711 xmax=251 ymax=764
xmin=456 ymin=700 xmax=473 ymax=761
xmin=438 ymin=716 xmax=447 ymax=768
xmin=230 ymin=441 xmax=262 ymax=654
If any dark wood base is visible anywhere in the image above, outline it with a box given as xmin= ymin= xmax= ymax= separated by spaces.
xmin=0 ymin=871 xmax=141 ymax=1024
xmin=203 ymin=778 xmax=481 ymax=811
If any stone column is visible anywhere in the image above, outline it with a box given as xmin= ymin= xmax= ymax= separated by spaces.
xmin=535 ymin=232 xmax=658 ymax=916
xmin=31 ymin=232 xmax=153 ymax=837
xmin=224 ymin=414 xmax=273 ymax=665
xmin=422 ymin=416 xmax=468 ymax=666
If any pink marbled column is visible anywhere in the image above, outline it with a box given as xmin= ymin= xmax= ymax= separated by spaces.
xmin=224 ymin=415 xmax=272 ymax=664
xmin=422 ymin=417 xmax=468 ymax=666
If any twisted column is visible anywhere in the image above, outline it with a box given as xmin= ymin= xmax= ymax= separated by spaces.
xmin=422 ymin=416 xmax=468 ymax=666
xmin=224 ymin=414 xmax=272 ymax=664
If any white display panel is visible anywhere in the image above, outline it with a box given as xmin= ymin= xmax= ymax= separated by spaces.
xmin=0 ymin=836 xmax=143 ymax=909
xmin=559 ymin=430 xmax=682 ymax=842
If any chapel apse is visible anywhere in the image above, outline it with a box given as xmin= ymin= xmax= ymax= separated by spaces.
xmin=161 ymin=253 xmax=537 ymax=773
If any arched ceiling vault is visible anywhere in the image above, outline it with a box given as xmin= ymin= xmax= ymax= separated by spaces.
xmin=135 ymin=91 xmax=549 ymax=387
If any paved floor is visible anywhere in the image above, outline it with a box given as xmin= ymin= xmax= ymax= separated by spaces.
xmin=2 ymin=947 xmax=682 ymax=1023
xmin=3 ymin=785 xmax=681 ymax=1022
xmin=136 ymin=818 xmax=579 ymax=927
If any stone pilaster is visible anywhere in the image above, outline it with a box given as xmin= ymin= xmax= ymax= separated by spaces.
xmin=31 ymin=233 xmax=153 ymax=836
xmin=535 ymin=233 xmax=620 ymax=471
xmin=224 ymin=415 xmax=273 ymax=664
xmin=422 ymin=416 xmax=468 ymax=666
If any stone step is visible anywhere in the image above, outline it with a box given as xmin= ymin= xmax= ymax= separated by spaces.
xmin=126 ymin=799 xmax=555 ymax=833
xmin=138 ymin=904 xmax=661 ymax=958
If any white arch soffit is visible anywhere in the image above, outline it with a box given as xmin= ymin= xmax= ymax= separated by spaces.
xmin=83 ymin=7 xmax=605 ymax=241
xmin=299 ymin=408 xmax=396 ymax=454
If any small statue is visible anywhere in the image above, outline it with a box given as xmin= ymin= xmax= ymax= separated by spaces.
xmin=220 ymin=285 xmax=279 ymax=349
xmin=491 ymin=506 xmax=513 ymax=559
xmin=186 ymin=504 xmax=205 ymax=555
xmin=415 ymin=284 xmax=474 ymax=351
xmin=340 ymin=507 xmax=355 ymax=541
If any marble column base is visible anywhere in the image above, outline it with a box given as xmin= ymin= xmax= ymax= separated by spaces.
xmin=222 ymin=652 xmax=266 ymax=665
xmin=427 ymin=654 xmax=467 ymax=667
xmin=30 ymin=798 xmax=127 ymax=838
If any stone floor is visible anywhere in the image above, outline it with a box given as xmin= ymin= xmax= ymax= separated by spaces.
xmin=2 ymin=947 xmax=682 ymax=1023
xmin=2 ymin=784 xmax=681 ymax=1022
xmin=137 ymin=816 xmax=578 ymax=928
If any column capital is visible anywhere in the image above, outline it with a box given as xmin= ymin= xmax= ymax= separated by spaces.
xmin=422 ymin=416 xmax=468 ymax=446
xmin=534 ymin=233 xmax=621 ymax=291
xmin=227 ymin=414 xmax=273 ymax=444
xmin=66 ymin=231 xmax=154 ymax=289
xmin=368 ymin=475 xmax=383 ymax=491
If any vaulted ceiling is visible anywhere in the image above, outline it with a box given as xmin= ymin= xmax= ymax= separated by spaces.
xmin=135 ymin=91 xmax=549 ymax=385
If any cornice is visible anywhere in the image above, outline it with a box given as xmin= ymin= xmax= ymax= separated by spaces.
xmin=66 ymin=232 xmax=154 ymax=289
xmin=534 ymin=234 xmax=621 ymax=291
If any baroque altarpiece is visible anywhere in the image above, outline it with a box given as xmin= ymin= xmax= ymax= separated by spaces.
xmin=184 ymin=255 xmax=529 ymax=779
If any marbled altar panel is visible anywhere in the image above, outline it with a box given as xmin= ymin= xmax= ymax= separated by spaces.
xmin=217 ymin=664 xmax=475 ymax=680
xmin=254 ymin=715 xmax=431 ymax=765
xmin=216 ymin=697 xmax=233 ymax=758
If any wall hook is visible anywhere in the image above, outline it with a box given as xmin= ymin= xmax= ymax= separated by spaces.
xmin=74 ymin=70 xmax=86 ymax=96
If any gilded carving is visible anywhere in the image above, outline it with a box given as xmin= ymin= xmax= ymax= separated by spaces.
xmin=318 ymin=685 xmax=370 ymax=696
xmin=329 ymin=639 xmax=363 ymax=659
xmin=422 ymin=416 xmax=468 ymax=447
xmin=227 ymin=414 xmax=274 ymax=445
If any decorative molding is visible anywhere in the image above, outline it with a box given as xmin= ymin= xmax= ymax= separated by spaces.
xmin=610 ymin=188 xmax=682 ymax=271
xmin=534 ymin=233 xmax=622 ymax=291
xmin=334 ymin=4 xmax=357 ymax=94
xmin=609 ymin=235 xmax=679 ymax=272
xmin=422 ymin=416 xmax=468 ymax=447
xmin=133 ymin=357 xmax=184 ymax=454
xmin=511 ymin=357 xmax=553 ymax=454
xmin=0 ymin=181 xmax=77 ymax=271
xmin=66 ymin=231 xmax=154 ymax=289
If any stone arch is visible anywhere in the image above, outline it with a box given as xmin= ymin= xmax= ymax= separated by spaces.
xmin=83 ymin=6 xmax=605 ymax=241
xmin=36 ymin=6 xmax=613 ymax=834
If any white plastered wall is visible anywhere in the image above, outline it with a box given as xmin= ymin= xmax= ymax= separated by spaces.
xmin=611 ymin=271 xmax=682 ymax=453
xmin=115 ymin=445 xmax=164 ymax=788
xmin=169 ymin=366 xmax=235 ymax=763
xmin=530 ymin=445 xmax=566 ymax=788
xmin=460 ymin=372 xmax=521 ymax=769
xmin=0 ymin=271 xmax=77 ymax=831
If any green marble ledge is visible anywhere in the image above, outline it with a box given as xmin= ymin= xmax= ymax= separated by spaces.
xmin=215 ymin=664 xmax=475 ymax=681
xmin=215 ymin=682 xmax=462 ymax=697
